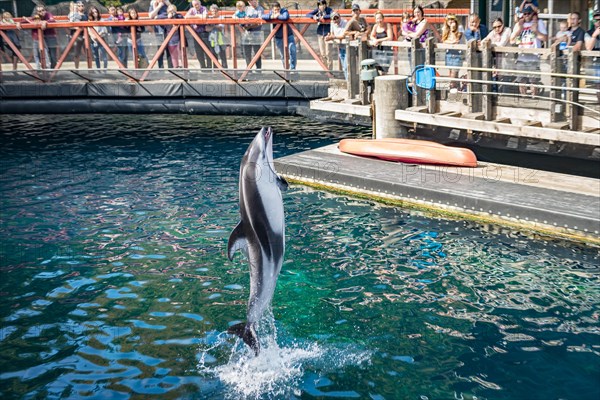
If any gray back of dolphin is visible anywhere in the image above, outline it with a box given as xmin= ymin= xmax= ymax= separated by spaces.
xmin=227 ymin=127 xmax=288 ymax=356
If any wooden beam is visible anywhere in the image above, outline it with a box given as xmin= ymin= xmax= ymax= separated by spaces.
xmin=394 ymin=110 xmax=600 ymax=146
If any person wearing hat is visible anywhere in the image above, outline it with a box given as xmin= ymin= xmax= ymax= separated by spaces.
xmin=517 ymin=0 xmax=539 ymax=15
xmin=344 ymin=3 xmax=368 ymax=40
xmin=325 ymin=11 xmax=348 ymax=78
xmin=510 ymin=4 xmax=547 ymax=96
xmin=306 ymin=0 xmax=333 ymax=69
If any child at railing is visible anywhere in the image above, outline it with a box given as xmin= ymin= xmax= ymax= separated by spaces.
xmin=553 ymin=19 xmax=571 ymax=50
xmin=160 ymin=4 xmax=183 ymax=68
xmin=207 ymin=4 xmax=228 ymax=69
xmin=233 ymin=1 xmax=246 ymax=19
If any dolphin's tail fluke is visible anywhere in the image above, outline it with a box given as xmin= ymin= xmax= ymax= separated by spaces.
xmin=228 ymin=322 xmax=260 ymax=356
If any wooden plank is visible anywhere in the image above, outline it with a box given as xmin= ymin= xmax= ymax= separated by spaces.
xmin=494 ymin=117 xmax=511 ymax=124
xmin=463 ymin=112 xmax=485 ymax=120
xmin=311 ymin=100 xmax=372 ymax=116
xmin=394 ymin=110 xmax=600 ymax=146
xmin=406 ymin=106 xmax=428 ymax=113
xmin=546 ymin=121 xmax=569 ymax=130
xmin=524 ymin=121 xmax=543 ymax=127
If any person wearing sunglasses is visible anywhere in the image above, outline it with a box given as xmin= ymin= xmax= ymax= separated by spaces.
xmin=485 ymin=17 xmax=510 ymax=47
xmin=510 ymin=5 xmax=547 ymax=96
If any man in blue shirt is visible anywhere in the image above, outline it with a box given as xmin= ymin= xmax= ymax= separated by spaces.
xmin=262 ymin=2 xmax=296 ymax=70
xmin=464 ymin=13 xmax=488 ymax=43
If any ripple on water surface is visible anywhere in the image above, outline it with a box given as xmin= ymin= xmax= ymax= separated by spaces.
xmin=0 ymin=115 xmax=598 ymax=400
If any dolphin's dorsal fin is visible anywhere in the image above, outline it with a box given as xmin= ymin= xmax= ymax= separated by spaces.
xmin=227 ymin=221 xmax=248 ymax=261
xmin=276 ymin=175 xmax=289 ymax=192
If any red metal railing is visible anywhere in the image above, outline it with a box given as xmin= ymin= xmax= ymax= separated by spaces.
xmin=0 ymin=9 xmax=469 ymax=82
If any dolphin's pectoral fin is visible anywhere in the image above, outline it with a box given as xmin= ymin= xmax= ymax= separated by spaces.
xmin=227 ymin=222 xmax=248 ymax=261
xmin=227 ymin=322 xmax=260 ymax=356
xmin=276 ymin=175 xmax=289 ymax=191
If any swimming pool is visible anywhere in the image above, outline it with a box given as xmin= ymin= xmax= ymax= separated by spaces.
xmin=1 ymin=114 xmax=598 ymax=399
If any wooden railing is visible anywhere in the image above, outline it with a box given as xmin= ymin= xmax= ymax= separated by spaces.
xmin=345 ymin=38 xmax=600 ymax=131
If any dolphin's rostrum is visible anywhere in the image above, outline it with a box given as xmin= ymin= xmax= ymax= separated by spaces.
xmin=227 ymin=127 xmax=288 ymax=356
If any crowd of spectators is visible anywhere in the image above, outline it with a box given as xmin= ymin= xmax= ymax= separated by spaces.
xmin=0 ymin=0 xmax=598 ymax=99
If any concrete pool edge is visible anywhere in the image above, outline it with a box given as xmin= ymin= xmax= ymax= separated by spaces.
xmin=274 ymin=146 xmax=600 ymax=246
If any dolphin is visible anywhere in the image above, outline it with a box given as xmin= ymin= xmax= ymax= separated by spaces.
xmin=227 ymin=126 xmax=288 ymax=356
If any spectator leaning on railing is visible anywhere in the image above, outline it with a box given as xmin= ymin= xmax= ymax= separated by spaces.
xmin=464 ymin=13 xmax=488 ymax=44
xmin=510 ymin=5 xmax=547 ymax=96
xmin=149 ymin=0 xmax=172 ymax=68
xmin=344 ymin=3 xmax=368 ymax=40
xmin=368 ymin=11 xmax=393 ymax=73
xmin=17 ymin=5 xmax=58 ymax=69
xmin=87 ymin=6 xmax=108 ymax=69
xmin=324 ymin=12 xmax=347 ymax=79
xmin=262 ymin=2 xmax=296 ymax=70
xmin=186 ymin=0 xmax=213 ymax=69
xmin=442 ymin=14 xmax=464 ymax=89
xmin=306 ymin=0 xmax=333 ymax=70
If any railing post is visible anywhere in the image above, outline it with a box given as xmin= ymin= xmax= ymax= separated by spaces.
xmin=549 ymin=43 xmax=565 ymax=123
xmin=567 ymin=49 xmax=581 ymax=131
xmin=358 ymin=40 xmax=369 ymax=105
xmin=347 ymin=41 xmax=359 ymax=99
xmin=425 ymin=37 xmax=436 ymax=114
xmin=481 ymin=39 xmax=492 ymax=120
xmin=131 ymin=26 xmax=139 ymax=68
xmin=466 ymin=39 xmax=481 ymax=114
xmin=411 ymin=38 xmax=424 ymax=107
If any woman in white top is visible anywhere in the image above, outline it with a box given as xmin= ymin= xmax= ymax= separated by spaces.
xmin=485 ymin=17 xmax=512 ymax=91
xmin=485 ymin=17 xmax=511 ymax=46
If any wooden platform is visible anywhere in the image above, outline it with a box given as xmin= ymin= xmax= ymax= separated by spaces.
xmin=274 ymin=144 xmax=600 ymax=244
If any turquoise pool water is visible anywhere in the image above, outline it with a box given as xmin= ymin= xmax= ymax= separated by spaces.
xmin=0 ymin=115 xmax=598 ymax=400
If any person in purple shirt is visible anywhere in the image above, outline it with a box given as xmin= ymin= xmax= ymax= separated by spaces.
xmin=262 ymin=2 xmax=296 ymax=70
xmin=464 ymin=13 xmax=488 ymax=43
xmin=18 ymin=5 xmax=57 ymax=69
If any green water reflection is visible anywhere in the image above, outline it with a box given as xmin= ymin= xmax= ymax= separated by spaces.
xmin=0 ymin=115 xmax=598 ymax=400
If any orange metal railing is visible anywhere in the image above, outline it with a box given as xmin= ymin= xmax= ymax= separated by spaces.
xmin=0 ymin=9 xmax=470 ymax=82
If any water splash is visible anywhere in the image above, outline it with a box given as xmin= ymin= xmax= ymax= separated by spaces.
xmin=197 ymin=314 xmax=371 ymax=399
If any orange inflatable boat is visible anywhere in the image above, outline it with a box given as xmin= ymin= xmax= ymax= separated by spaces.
xmin=338 ymin=138 xmax=478 ymax=167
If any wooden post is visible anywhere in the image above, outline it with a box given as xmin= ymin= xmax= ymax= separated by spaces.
xmin=411 ymin=38 xmax=424 ymax=107
xmin=567 ymin=49 xmax=581 ymax=131
xmin=481 ymin=39 xmax=492 ymax=120
xmin=549 ymin=43 xmax=565 ymax=123
xmin=347 ymin=41 xmax=359 ymax=99
xmin=424 ymin=37 xmax=436 ymax=114
xmin=374 ymin=75 xmax=409 ymax=138
xmin=466 ymin=39 xmax=481 ymax=114
xmin=358 ymin=41 xmax=369 ymax=105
